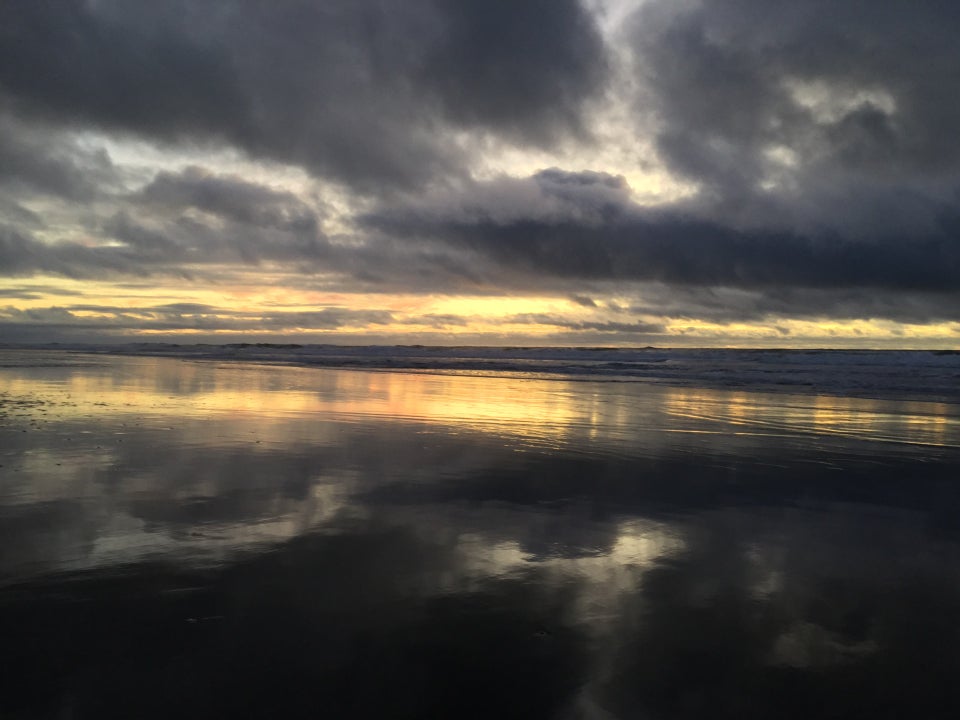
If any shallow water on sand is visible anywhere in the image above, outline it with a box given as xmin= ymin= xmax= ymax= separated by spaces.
xmin=3 ymin=351 xmax=960 ymax=719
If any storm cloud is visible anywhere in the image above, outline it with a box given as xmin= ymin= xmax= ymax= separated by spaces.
xmin=627 ymin=0 xmax=960 ymax=234
xmin=2 ymin=1 xmax=960 ymax=343
xmin=0 ymin=0 xmax=606 ymax=193
xmin=364 ymin=169 xmax=960 ymax=293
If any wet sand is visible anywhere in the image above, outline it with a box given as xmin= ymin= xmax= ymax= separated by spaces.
xmin=3 ymin=351 xmax=960 ymax=718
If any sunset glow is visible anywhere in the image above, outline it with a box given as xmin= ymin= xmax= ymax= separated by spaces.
xmin=1 ymin=1 xmax=959 ymax=348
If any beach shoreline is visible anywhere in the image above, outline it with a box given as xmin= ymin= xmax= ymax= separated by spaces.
xmin=3 ymin=351 xmax=960 ymax=718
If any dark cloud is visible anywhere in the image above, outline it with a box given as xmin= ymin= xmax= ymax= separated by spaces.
xmin=627 ymin=0 xmax=960 ymax=235
xmin=0 ymin=198 xmax=42 ymax=227
xmin=364 ymin=169 xmax=960 ymax=304
xmin=0 ymin=300 xmax=658 ymax=344
xmin=39 ymin=227 xmax=295 ymax=281
xmin=406 ymin=314 xmax=470 ymax=329
xmin=154 ymin=302 xmax=220 ymax=315
xmin=0 ymin=1 xmax=246 ymax=141
xmin=137 ymin=167 xmax=321 ymax=233
xmin=0 ymin=301 xmax=656 ymax=341
xmin=6 ymin=158 xmax=960 ymax=328
xmin=0 ymin=162 xmax=506 ymax=294
xmin=418 ymin=0 xmax=607 ymax=143
xmin=0 ymin=166 xmax=331 ymax=279
xmin=0 ymin=210 xmax=486 ymax=293
xmin=508 ymin=314 xmax=665 ymax=334
xmin=0 ymin=0 xmax=606 ymax=193
xmin=0 ymin=227 xmax=93 ymax=277
xmin=0 ymin=286 xmax=83 ymax=301
xmin=1 ymin=223 xmax=199 ymax=279
xmin=0 ymin=304 xmax=394 ymax=336
xmin=622 ymin=284 xmax=960 ymax=325
xmin=0 ymin=114 xmax=117 ymax=201
xmin=3 ymin=1 xmax=960 ymax=339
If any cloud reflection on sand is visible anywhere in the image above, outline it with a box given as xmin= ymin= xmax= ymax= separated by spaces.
xmin=4 ymin=352 xmax=960 ymax=718
xmin=2 ymin=352 xmax=959 ymax=575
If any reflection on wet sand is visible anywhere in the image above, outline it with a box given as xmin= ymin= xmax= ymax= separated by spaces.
xmin=2 ymin=351 xmax=960 ymax=718
xmin=663 ymin=389 xmax=960 ymax=448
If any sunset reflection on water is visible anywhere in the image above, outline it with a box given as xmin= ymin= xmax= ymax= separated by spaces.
xmin=3 ymin=351 xmax=960 ymax=719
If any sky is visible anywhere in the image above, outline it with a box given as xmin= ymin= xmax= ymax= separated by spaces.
xmin=2 ymin=0 xmax=960 ymax=348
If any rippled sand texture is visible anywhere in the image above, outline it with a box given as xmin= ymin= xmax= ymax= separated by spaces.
xmin=2 ymin=351 xmax=960 ymax=719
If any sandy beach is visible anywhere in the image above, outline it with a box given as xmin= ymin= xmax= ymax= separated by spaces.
xmin=2 ymin=350 xmax=960 ymax=718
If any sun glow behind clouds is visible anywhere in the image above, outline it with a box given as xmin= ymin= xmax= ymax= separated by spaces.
xmin=2 ymin=1 xmax=960 ymax=348
xmin=3 ymin=273 xmax=958 ymax=348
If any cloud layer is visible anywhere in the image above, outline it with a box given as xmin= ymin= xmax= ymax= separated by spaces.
xmin=2 ymin=0 xmax=960 ymax=345
xmin=0 ymin=0 xmax=605 ymax=192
